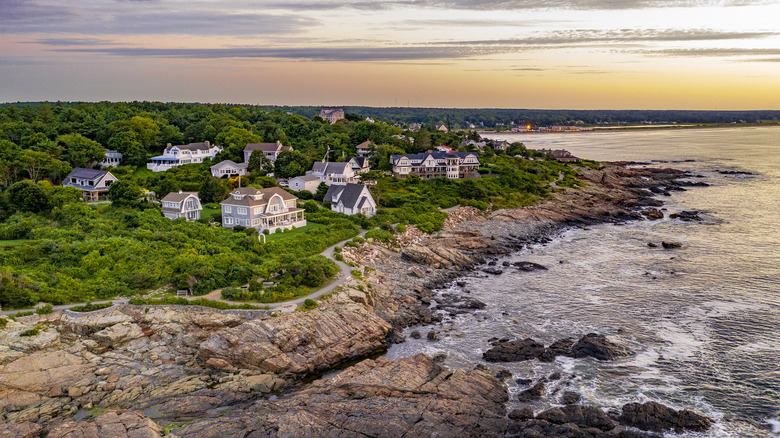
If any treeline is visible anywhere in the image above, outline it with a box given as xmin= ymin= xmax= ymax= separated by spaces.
xmin=261 ymin=106 xmax=780 ymax=129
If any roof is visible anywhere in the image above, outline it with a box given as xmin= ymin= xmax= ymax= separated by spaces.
xmin=161 ymin=191 xmax=199 ymax=204
xmin=221 ymin=186 xmax=297 ymax=206
xmin=347 ymin=157 xmax=369 ymax=167
xmin=291 ymin=174 xmax=321 ymax=182
xmin=68 ymin=167 xmax=111 ymax=180
xmin=211 ymin=160 xmax=247 ymax=170
xmin=167 ymin=142 xmax=216 ymax=152
xmin=390 ymin=152 xmax=479 ymax=167
xmin=312 ymin=161 xmax=351 ymax=175
xmin=356 ymin=140 xmax=373 ymax=149
xmin=244 ymin=142 xmax=287 ymax=152
xmin=325 ymin=183 xmax=370 ymax=209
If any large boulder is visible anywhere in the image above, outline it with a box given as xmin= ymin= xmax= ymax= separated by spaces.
xmin=517 ymin=382 xmax=545 ymax=402
xmin=618 ymin=401 xmax=711 ymax=433
xmin=0 ymin=421 xmax=42 ymax=438
xmin=483 ymin=338 xmax=545 ymax=362
xmin=47 ymin=410 xmax=163 ymax=438
xmin=536 ymin=405 xmax=615 ymax=431
xmin=570 ymin=333 xmax=632 ymax=361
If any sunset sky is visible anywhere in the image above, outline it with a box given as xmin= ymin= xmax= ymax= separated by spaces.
xmin=2 ymin=0 xmax=779 ymax=109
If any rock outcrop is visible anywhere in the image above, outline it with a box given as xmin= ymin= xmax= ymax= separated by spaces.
xmin=47 ymin=410 xmax=163 ymax=438
xmin=484 ymin=334 xmax=632 ymax=363
xmin=618 ymin=401 xmax=712 ymax=433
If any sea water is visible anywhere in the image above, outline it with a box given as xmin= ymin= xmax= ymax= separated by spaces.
xmin=386 ymin=126 xmax=780 ymax=437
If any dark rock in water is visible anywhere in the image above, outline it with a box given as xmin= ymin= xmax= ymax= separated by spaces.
xmin=647 ymin=242 xmax=658 ymax=248
xmin=495 ymin=368 xmax=513 ymax=381
xmin=642 ymin=208 xmax=664 ymax=220
xmin=436 ymin=293 xmax=486 ymax=315
xmin=518 ymin=382 xmax=545 ymax=402
xmin=516 ymin=378 xmax=533 ymax=385
xmin=618 ymin=401 xmax=712 ymax=433
xmin=514 ymin=261 xmax=548 ymax=272
xmin=536 ymin=405 xmax=615 ymax=431
xmin=432 ymin=352 xmax=448 ymax=363
xmin=562 ymin=391 xmax=581 ymax=405
xmin=571 ymin=333 xmax=632 ymax=361
xmin=508 ymin=406 xmax=535 ymax=421
xmin=669 ymin=210 xmax=702 ymax=221
xmin=488 ymin=260 xmax=497 ymax=266
xmin=410 ymin=330 xmax=421 ymax=339
xmin=483 ymin=267 xmax=504 ymax=275
xmin=483 ymin=338 xmax=545 ymax=362
xmin=677 ymin=180 xmax=710 ymax=187
xmin=456 ymin=281 xmax=466 ymax=287
xmin=502 ymin=261 xmax=511 ymax=267
xmin=661 ymin=241 xmax=683 ymax=249
xmin=427 ymin=330 xmax=438 ymax=341
xmin=547 ymin=371 xmax=562 ymax=381
xmin=540 ymin=338 xmax=575 ymax=362
xmin=718 ymin=170 xmax=755 ymax=176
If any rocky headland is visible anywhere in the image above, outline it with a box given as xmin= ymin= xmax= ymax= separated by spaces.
xmin=0 ymin=164 xmax=713 ymax=437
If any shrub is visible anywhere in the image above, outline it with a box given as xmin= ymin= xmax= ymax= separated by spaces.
xmin=379 ymin=222 xmax=394 ymax=232
xmin=466 ymin=199 xmax=488 ymax=210
xmin=234 ymin=225 xmax=246 ymax=232
xmin=20 ymin=327 xmax=39 ymax=337
xmin=352 ymin=237 xmax=365 ymax=244
xmin=302 ymin=298 xmax=318 ymax=309
xmin=365 ymin=229 xmax=394 ymax=243
xmin=263 ymin=229 xmax=270 ymax=235
xmin=334 ymin=253 xmax=344 ymax=262
xmin=344 ymin=241 xmax=360 ymax=248
xmin=221 ymin=287 xmax=252 ymax=301
xmin=351 ymin=269 xmax=363 ymax=280
xmin=395 ymin=224 xmax=406 ymax=233
xmin=36 ymin=303 xmax=54 ymax=315
xmin=0 ymin=317 xmax=7 ymax=329
xmin=128 ymin=296 xmax=265 ymax=310
xmin=70 ymin=302 xmax=113 ymax=312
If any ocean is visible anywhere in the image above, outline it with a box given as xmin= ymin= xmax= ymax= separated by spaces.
xmin=386 ymin=126 xmax=780 ymax=437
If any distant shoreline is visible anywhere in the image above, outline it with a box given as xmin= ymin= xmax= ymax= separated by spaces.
xmin=479 ymin=122 xmax=780 ymax=136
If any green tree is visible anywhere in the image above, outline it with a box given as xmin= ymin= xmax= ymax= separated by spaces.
xmin=8 ymin=180 xmax=51 ymax=213
xmin=108 ymin=180 xmax=142 ymax=208
xmin=247 ymin=150 xmax=273 ymax=174
xmin=108 ymin=131 xmax=145 ymax=166
xmin=57 ymin=133 xmax=106 ymax=168
xmin=199 ymin=177 xmax=228 ymax=203
xmin=19 ymin=150 xmax=70 ymax=182
xmin=215 ymin=127 xmax=261 ymax=162
xmin=314 ymin=182 xmax=329 ymax=201
xmin=274 ymin=150 xmax=309 ymax=178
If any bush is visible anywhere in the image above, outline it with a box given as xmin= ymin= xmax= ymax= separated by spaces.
xmin=334 ymin=253 xmax=344 ymax=262
xmin=351 ymin=269 xmax=363 ymax=280
xmin=379 ymin=222 xmax=394 ymax=232
xmin=221 ymin=287 xmax=252 ymax=301
xmin=128 ymin=296 xmax=265 ymax=310
xmin=234 ymin=225 xmax=246 ymax=232
xmin=20 ymin=327 xmax=39 ymax=337
xmin=395 ymin=224 xmax=406 ymax=233
xmin=70 ymin=302 xmax=113 ymax=312
xmin=36 ymin=303 xmax=54 ymax=315
xmin=365 ymin=229 xmax=394 ymax=243
xmin=466 ymin=199 xmax=488 ymax=210
xmin=0 ymin=317 xmax=8 ymax=329
xmin=344 ymin=241 xmax=360 ymax=248
xmin=302 ymin=298 xmax=318 ymax=310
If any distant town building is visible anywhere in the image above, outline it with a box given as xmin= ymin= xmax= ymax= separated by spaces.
xmin=437 ymin=124 xmax=449 ymax=133
xmin=220 ymin=187 xmax=306 ymax=233
xmin=319 ymin=108 xmax=345 ymax=124
xmin=309 ymin=162 xmax=358 ymax=186
xmin=63 ymin=168 xmax=118 ymax=202
xmin=100 ymin=150 xmax=122 ymax=168
xmin=538 ymin=148 xmax=581 ymax=162
xmin=492 ymin=140 xmax=510 ymax=151
xmin=243 ymin=141 xmax=292 ymax=163
xmin=324 ymin=183 xmax=377 ymax=217
xmin=390 ymin=151 xmax=480 ymax=180
xmin=288 ymin=174 xmax=321 ymax=193
xmin=210 ymin=160 xmax=248 ymax=178
xmin=435 ymin=145 xmax=454 ymax=153
xmin=161 ymin=191 xmax=202 ymax=220
xmin=147 ymin=142 xmax=223 ymax=172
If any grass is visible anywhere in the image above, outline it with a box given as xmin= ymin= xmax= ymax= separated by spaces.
xmin=70 ymin=302 xmax=114 ymax=312
xmin=263 ymin=222 xmax=324 ymax=243
xmin=128 ymin=296 xmax=269 ymax=310
xmin=200 ymin=207 xmax=221 ymax=222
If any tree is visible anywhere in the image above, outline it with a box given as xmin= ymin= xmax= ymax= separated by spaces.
xmin=274 ymin=150 xmax=309 ymax=178
xmin=215 ymin=127 xmax=261 ymax=162
xmin=19 ymin=149 xmax=69 ymax=182
xmin=108 ymin=131 xmax=145 ymax=166
xmin=8 ymin=180 xmax=51 ymax=213
xmin=108 ymin=180 xmax=142 ymax=208
xmin=57 ymin=133 xmax=106 ymax=168
xmin=199 ymin=177 xmax=228 ymax=204
xmin=247 ymin=150 xmax=273 ymax=174
xmin=314 ymin=182 xmax=329 ymax=201
xmin=302 ymin=199 xmax=320 ymax=213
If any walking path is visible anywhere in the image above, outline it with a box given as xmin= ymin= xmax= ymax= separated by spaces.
xmin=1 ymin=229 xmax=368 ymax=316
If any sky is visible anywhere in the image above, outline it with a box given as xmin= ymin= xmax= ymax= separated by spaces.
xmin=1 ymin=0 xmax=779 ymax=109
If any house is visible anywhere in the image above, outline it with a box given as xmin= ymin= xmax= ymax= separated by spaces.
xmin=161 ymin=191 xmax=202 ymax=220
xmin=320 ymin=108 xmax=345 ymax=124
xmin=346 ymin=156 xmax=371 ymax=174
xmin=459 ymin=139 xmax=488 ymax=151
xmin=435 ymin=145 xmax=454 ymax=153
xmin=324 ymin=183 xmax=376 ymax=217
xmin=211 ymin=160 xmax=248 ymax=178
xmin=100 ymin=150 xmax=122 ymax=168
xmin=243 ymin=141 xmax=292 ymax=163
xmin=63 ymin=168 xmax=118 ymax=202
xmin=288 ymin=174 xmax=321 ymax=193
xmin=356 ymin=140 xmax=374 ymax=156
xmin=390 ymin=151 xmax=480 ymax=180
xmin=147 ymin=141 xmax=223 ymax=172
xmin=437 ymin=125 xmax=449 ymax=133
xmin=538 ymin=149 xmax=581 ymax=162
xmin=221 ymin=187 xmax=306 ymax=232
xmin=492 ymin=140 xmax=510 ymax=151
xmin=309 ymin=161 xmax=358 ymax=186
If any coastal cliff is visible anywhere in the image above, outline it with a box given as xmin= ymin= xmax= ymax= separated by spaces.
xmin=0 ymin=164 xmax=712 ymax=437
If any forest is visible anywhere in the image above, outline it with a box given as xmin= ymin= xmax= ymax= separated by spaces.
xmin=0 ymin=101 xmax=590 ymax=309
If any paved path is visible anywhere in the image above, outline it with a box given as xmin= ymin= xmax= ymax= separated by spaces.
xmin=1 ymin=299 xmax=129 ymax=317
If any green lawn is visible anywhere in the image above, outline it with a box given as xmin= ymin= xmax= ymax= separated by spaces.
xmin=263 ymin=222 xmax=324 ymax=243
xmin=201 ymin=207 xmax=221 ymax=222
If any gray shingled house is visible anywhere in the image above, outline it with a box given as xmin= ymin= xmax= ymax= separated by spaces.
xmin=220 ymin=187 xmax=306 ymax=232
xmin=62 ymin=167 xmax=118 ymax=202
xmin=161 ymin=191 xmax=202 ymax=220
xmin=324 ymin=183 xmax=376 ymax=217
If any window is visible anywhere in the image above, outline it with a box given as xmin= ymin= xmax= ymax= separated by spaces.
xmin=254 ymin=207 xmax=262 ymax=215
xmin=224 ymin=206 xmax=232 ymax=213
xmin=252 ymin=218 xmax=260 ymax=226
xmin=225 ymin=217 xmax=234 ymax=225
xmin=238 ymin=207 xmax=248 ymax=215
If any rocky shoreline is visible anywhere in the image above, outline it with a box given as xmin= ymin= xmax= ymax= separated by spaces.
xmin=0 ymin=164 xmax=714 ymax=437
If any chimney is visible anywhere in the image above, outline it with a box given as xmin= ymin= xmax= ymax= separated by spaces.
xmin=205 ymin=141 xmax=210 ymax=146
xmin=178 ymin=190 xmax=183 ymax=194
xmin=167 ymin=143 xmax=172 ymax=147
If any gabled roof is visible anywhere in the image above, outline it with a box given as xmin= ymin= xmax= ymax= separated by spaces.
xmin=68 ymin=167 xmax=111 ymax=180
xmin=347 ymin=157 xmax=369 ymax=168
xmin=356 ymin=140 xmax=373 ymax=149
xmin=211 ymin=160 xmax=247 ymax=170
xmin=166 ymin=142 xmax=217 ymax=152
xmin=325 ymin=183 xmax=370 ymax=209
xmin=221 ymin=186 xmax=297 ymax=206
xmin=390 ymin=151 xmax=479 ymax=167
xmin=244 ymin=142 xmax=289 ymax=152
xmin=291 ymin=174 xmax=321 ymax=182
xmin=161 ymin=191 xmax=199 ymax=203
xmin=312 ymin=161 xmax=351 ymax=175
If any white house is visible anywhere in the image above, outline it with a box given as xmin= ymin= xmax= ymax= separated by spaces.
xmin=289 ymin=174 xmax=321 ymax=193
xmin=147 ymin=141 xmax=223 ymax=172
xmin=324 ymin=183 xmax=376 ymax=217
xmin=100 ymin=150 xmax=122 ymax=168
xmin=356 ymin=140 xmax=374 ymax=156
xmin=243 ymin=141 xmax=292 ymax=163
xmin=346 ymin=156 xmax=370 ymax=174
xmin=161 ymin=191 xmax=202 ymax=220
xmin=320 ymin=108 xmax=345 ymax=124
xmin=63 ymin=168 xmax=119 ymax=202
xmin=309 ymin=161 xmax=358 ymax=186
xmin=210 ymin=160 xmax=248 ymax=178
